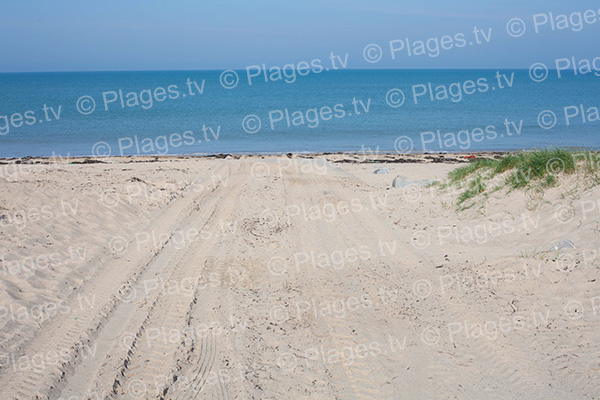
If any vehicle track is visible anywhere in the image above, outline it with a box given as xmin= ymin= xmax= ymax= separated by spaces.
xmin=54 ymin=163 xmax=248 ymax=398
xmin=51 ymin=163 xmax=239 ymax=399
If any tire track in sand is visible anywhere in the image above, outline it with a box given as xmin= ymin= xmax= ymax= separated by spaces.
xmin=2 ymin=164 xmax=232 ymax=400
xmin=109 ymin=162 xmax=248 ymax=399
xmin=54 ymin=163 xmax=240 ymax=399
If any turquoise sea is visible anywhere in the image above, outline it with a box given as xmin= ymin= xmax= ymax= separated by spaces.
xmin=0 ymin=69 xmax=598 ymax=157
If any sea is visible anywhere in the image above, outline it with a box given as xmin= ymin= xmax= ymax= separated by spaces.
xmin=0 ymin=69 xmax=598 ymax=158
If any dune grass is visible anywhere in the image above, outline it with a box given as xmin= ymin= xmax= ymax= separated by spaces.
xmin=449 ymin=149 xmax=596 ymax=207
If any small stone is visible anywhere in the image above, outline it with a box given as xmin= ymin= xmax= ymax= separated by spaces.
xmin=549 ymin=239 xmax=576 ymax=251
xmin=374 ymin=168 xmax=389 ymax=175
xmin=392 ymin=175 xmax=409 ymax=188
xmin=418 ymin=179 xmax=436 ymax=187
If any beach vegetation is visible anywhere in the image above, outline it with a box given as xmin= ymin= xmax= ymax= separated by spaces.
xmin=448 ymin=149 xmax=598 ymax=207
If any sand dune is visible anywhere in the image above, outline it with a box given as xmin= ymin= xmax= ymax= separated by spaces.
xmin=0 ymin=154 xmax=598 ymax=399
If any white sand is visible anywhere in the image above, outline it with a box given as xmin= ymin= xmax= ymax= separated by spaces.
xmin=0 ymin=154 xmax=598 ymax=399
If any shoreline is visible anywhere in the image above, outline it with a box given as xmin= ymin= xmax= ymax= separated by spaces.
xmin=1 ymin=148 xmax=596 ymax=165
xmin=0 ymin=150 xmax=518 ymax=165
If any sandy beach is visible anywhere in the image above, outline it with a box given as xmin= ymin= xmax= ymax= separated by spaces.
xmin=0 ymin=153 xmax=599 ymax=399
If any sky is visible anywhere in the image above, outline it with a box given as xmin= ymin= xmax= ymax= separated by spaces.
xmin=0 ymin=0 xmax=599 ymax=72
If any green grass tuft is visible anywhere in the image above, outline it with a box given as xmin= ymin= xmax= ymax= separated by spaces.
xmin=505 ymin=149 xmax=575 ymax=189
xmin=448 ymin=149 xmax=592 ymax=207
xmin=448 ymin=158 xmax=495 ymax=183
xmin=457 ymin=176 xmax=486 ymax=206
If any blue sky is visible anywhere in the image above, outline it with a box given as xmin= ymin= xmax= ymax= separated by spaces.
xmin=1 ymin=0 xmax=598 ymax=72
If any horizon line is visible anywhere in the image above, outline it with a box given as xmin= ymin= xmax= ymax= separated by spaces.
xmin=0 ymin=67 xmax=542 ymax=74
